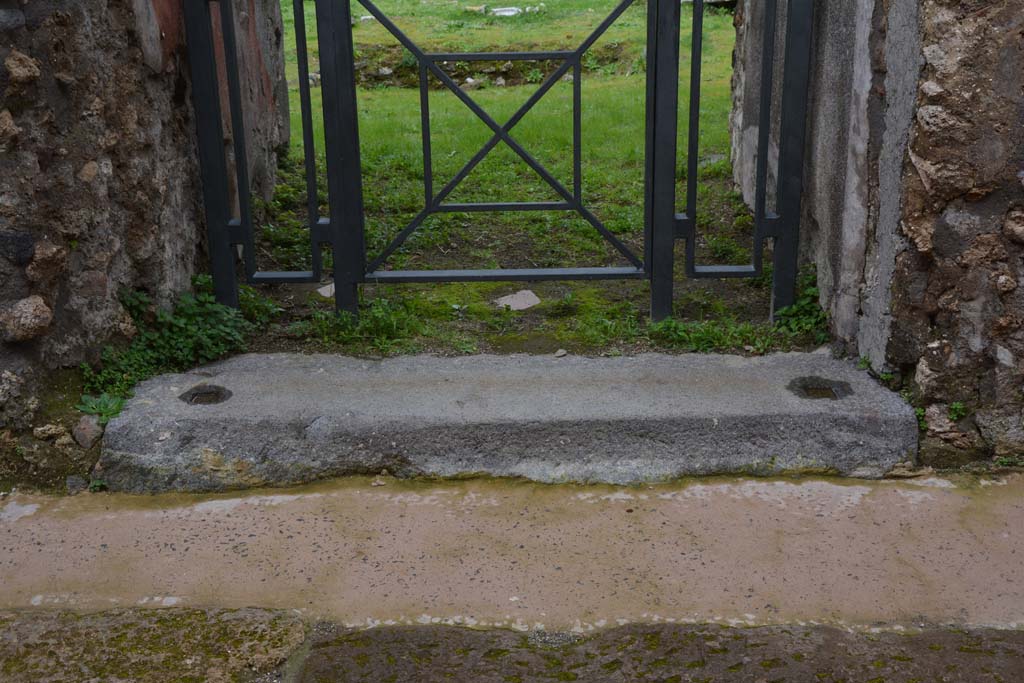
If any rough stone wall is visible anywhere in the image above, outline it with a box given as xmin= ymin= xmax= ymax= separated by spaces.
xmin=0 ymin=0 xmax=288 ymax=431
xmin=892 ymin=1 xmax=1024 ymax=463
xmin=732 ymin=0 xmax=1024 ymax=464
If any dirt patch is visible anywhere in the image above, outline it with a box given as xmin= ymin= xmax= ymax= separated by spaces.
xmin=0 ymin=369 xmax=96 ymax=492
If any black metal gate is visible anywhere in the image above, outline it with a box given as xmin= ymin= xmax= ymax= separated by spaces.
xmin=183 ymin=0 xmax=813 ymax=321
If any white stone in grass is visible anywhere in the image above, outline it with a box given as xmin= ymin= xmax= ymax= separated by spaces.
xmin=317 ymin=283 xmax=335 ymax=298
xmin=494 ymin=290 xmax=541 ymax=311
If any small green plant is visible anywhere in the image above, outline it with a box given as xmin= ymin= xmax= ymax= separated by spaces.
xmin=485 ymin=305 xmax=520 ymax=335
xmin=915 ymin=407 xmax=928 ymax=432
xmin=88 ymin=479 xmax=108 ymax=493
xmin=573 ymin=303 xmax=643 ymax=346
xmin=399 ymin=50 xmax=419 ymax=70
xmin=697 ymin=158 xmax=733 ymax=181
xmin=948 ymin=401 xmax=968 ymax=422
xmin=649 ymin=318 xmax=776 ymax=354
xmin=704 ymin=234 xmax=749 ymax=265
xmin=745 ymin=263 xmax=774 ymax=290
xmin=193 ymin=275 xmax=281 ymax=327
xmin=773 ymin=268 xmax=829 ymax=345
xmin=289 ymin=298 xmax=423 ymax=353
xmin=857 ymin=357 xmax=871 ymax=370
xmin=995 ymin=455 xmax=1024 ymax=468
xmin=733 ymin=213 xmax=755 ymax=231
xmin=239 ymin=285 xmax=282 ymax=326
xmin=548 ymin=292 xmax=580 ymax=319
xmin=76 ymin=394 xmax=126 ymax=426
xmin=82 ymin=288 xmax=253 ymax=397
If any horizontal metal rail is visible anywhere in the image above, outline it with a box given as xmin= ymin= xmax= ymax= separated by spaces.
xmin=426 ymin=51 xmax=574 ymax=62
xmin=436 ymin=202 xmax=574 ymax=213
xmin=251 ymin=271 xmax=320 ymax=284
xmin=366 ymin=267 xmax=647 ymax=284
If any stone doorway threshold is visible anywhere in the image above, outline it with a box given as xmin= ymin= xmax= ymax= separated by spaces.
xmin=98 ymin=353 xmax=918 ymax=494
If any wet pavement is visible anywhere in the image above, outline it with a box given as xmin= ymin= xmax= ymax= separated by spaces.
xmin=1 ymin=474 xmax=1022 ymax=631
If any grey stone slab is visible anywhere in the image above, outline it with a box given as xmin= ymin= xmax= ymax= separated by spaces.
xmin=493 ymin=289 xmax=541 ymax=311
xmin=99 ymin=353 xmax=918 ymax=493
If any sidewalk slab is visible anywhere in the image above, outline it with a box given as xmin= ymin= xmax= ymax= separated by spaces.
xmin=1 ymin=475 xmax=1021 ymax=629
xmin=99 ymin=352 xmax=918 ymax=493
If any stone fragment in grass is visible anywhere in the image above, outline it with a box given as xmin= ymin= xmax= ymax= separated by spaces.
xmin=73 ymin=415 xmax=104 ymax=450
xmin=494 ymin=290 xmax=540 ymax=311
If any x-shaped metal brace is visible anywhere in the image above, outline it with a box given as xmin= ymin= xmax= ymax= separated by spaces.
xmin=360 ymin=0 xmax=643 ymax=272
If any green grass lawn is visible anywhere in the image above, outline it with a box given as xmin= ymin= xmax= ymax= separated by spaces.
xmin=244 ymin=0 xmax=827 ymax=357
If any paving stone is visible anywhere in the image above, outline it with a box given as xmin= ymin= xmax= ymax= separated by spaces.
xmin=0 ymin=608 xmax=305 ymax=683
xmin=297 ymin=623 xmax=1024 ymax=683
xmin=2 ymin=475 xmax=1021 ymax=628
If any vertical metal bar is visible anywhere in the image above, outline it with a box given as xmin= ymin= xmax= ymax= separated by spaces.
xmin=642 ymin=0 xmax=658 ymax=273
xmin=573 ymin=59 xmax=582 ymax=203
xmin=183 ymin=0 xmax=238 ymax=307
xmin=772 ymin=0 xmax=814 ymax=315
xmin=649 ymin=0 xmax=682 ymax=321
xmin=753 ymin=0 xmax=778 ymax=275
xmin=683 ymin=0 xmax=704 ymax=274
xmin=293 ymin=0 xmax=323 ymax=277
xmin=316 ymin=0 xmax=366 ymax=314
xmin=419 ymin=61 xmax=433 ymax=208
xmin=216 ymin=0 xmax=257 ymax=280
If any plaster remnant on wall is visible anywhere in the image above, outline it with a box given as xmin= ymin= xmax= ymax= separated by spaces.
xmin=857 ymin=0 xmax=920 ymax=371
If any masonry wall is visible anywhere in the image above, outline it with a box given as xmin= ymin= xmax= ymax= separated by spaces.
xmin=732 ymin=0 xmax=1024 ymax=463
xmin=0 ymin=0 xmax=288 ymax=431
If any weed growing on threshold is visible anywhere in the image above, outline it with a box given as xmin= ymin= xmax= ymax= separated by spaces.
xmin=75 ymin=394 xmax=126 ymax=426
xmin=80 ymin=280 xmax=258 ymax=399
xmin=772 ymin=268 xmax=830 ymax=345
